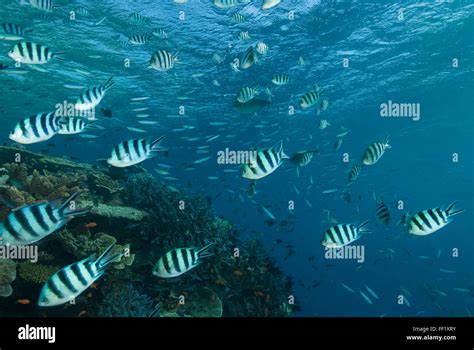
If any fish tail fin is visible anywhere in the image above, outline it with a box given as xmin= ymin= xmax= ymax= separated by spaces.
xmin=275 ymin=140 xmax=290 ymax=159
xmin=384 ymin=135 xmax=391 ymax=148
xmin=357 ymin=220 xmax=371 ymax=234
xmin=445 ymin=201 xmax=464 ymax=217
xmin=57 ymin=192 xmax=88 ymax=218
xmin=103 ymin=76 xmax=115 ymax=91
xmin=151 ymin=135 xmax=166 ymax=150
xmin=53 ymin=52 xmax=67 ymax=61
xmin=197 ymin=242 xmax=214 ymax=260
xmin=94 ymin=243 xmax=122 ymax=272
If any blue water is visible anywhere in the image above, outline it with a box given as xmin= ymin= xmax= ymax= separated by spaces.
xmin=0 ymin=0 xmax=473 ymax=316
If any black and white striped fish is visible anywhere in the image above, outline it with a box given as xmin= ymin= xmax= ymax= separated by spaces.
xmin=237 ymin=86 xmax=258 ymax=103
xmin=8 ymin=41 xmax=64 ymax=64
xmin=38 ymin=243 xmax=122 ymax=307
xmin=255 ymin=42 xmax=268 ymax=55
xmin=129 ymin=12 xmax=149 ymax=25
xmin=0 ymin=23 xmax=29 ymax=41
xmin=152 ymin=28 xmax=168 ymax=39
xmin=9 ymin=112 xmax=63 ymax=144
xmin=214 ymin=0 xmax=239 ymax=8
xmin=29 ymin=0 xmax=58 ymax=12
xmin=290 ymin=149 xmax=319 ymax=167
xmin=128 ymin=34 xmax=151 ymax=45
xmin=321 ymin=221 xmax=371 ymax=248
xmin=74 ymin=77 xmax=114 ymax=111
xmin=407 ymin=202 xmax=464 ymax=236
xmin=58 ymin=117 xmax=96 ymax=135
xmin=242 ymin=140 xmax=289 ymax=180
xmin=238 ymin=31 xmax=251 ymax=40
xmin=74 ymin=6 xmax=90 ymax=17
xmin=272 ymin=73 xmax=290 ymax=86
xmin=347 ymin=164 xmax=362 ymax=182
xmin=107 ymin=136 xmax=166 ymax=168
xmin=152 ymin=243 xmax=214 ymax=278
xmin=241 ymin=46 xmax=255 ymax=69
xmin=149 ymin=50 xmax=177 ymax=71
xmin=231 ymin=13 xmax=245 ymax=23
xmin=300 ymin=86 xmax=323 ymax=108
xmin=374 ymin=192 xmax=390 ymax=225
xmin=0 ymin=192 xmax=87 ymax=246
xmin=361 ymin=137 xmax=391 ymax=165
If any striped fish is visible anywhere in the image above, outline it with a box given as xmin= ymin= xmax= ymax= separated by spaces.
xmin=237 ymin=86 xmax=258 ymax=103
xmin=74 ymin=77 xmax=114 ymax=111
xmin=107 ymin=136 xmax=166 ymax=168
xmin=272 ymin=73 xmax=290 ymax=86
xmin=255 ymin=42 xmax=269 ymax=55
xmin=300 ymin=86 xmax=323 ymax=108
xmin=0 ymin=192 xmax=87 ymax=246
xmin=129 ymin=12 xmax=149 ymax=25
xmin=0 ymin=23 xmax=28 ymax=41
xmin=239 ymin=31 xmax=251 ymax=40
xmin=149 ymin=50 xmax=177 ymax=71
xmin=214 ymin=0 xmax=239 ymax=9
xmin=152 ymin=243 xmax=214 ymax=278
xmin=152 ymin=28 xmax=168 ymax=39
xmin=74 ymin=7 xmax=90 ymax=16
xmin=361 ymin=137 xmax=391 ymax=165
xmin=290 ymin=149 xmax=319 ymax=167
xmin=128 ymin=34 xmax=151 ymax=45
xmin=242 ymin=140 xmax=289 ymax=180
xmin=347 ymin=164 xmax=362 ymax=182
xmin=58 ymin=117 xmax=96 ymax=135
xmin=374 ymin=192 xmax=390 ymax=225
xmin=9 ymin=112 xmax=63 ymax=144
xmin=38 ymin=243 xmax=122 ymax=307
xmin=231 ymin=13 xmax=245 ymax=23
xmin=241 ymin=46 xmax=255 ymax=69
xmin=408 ymin=202 xmax=464 ymax=236
xmin=321 ymin=221 xmax=371 ymax=248
xmin=29 ymin=0 xmax=58 ymax=12
xmin=8 ymin=41 xmax=63 ymax=64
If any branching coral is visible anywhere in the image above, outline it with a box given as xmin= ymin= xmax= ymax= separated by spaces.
xmin=18 ymin=262 xmax=59 ymax=284
xmin=98 ymin=284 xmax=155 ymax=317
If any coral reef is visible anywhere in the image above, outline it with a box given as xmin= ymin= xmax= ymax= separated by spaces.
xmin=0 ymin=146 xmax=294 ymax=317
xmin=110 ymin=244 xmax=135 ymax=270
xmin=58 ymin=230 xmax=117 ymax=260
xmin=18 ymin=262 xmax=59 ymax=284
xmin=88 ymin=172 xmax=123 ymax=196
xmin=81 ymin=201 xmax=148 ymax=221
xmin=98 ymin=284 xmax=156 ymax=317
xmin=161 ymin=286 xmax=222 ymax=317
xmin=0 ymin=259 xmax=17 ymax=297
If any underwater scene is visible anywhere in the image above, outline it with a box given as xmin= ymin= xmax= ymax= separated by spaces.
xmin=0 ymin=0 xmax=472 ymax=319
